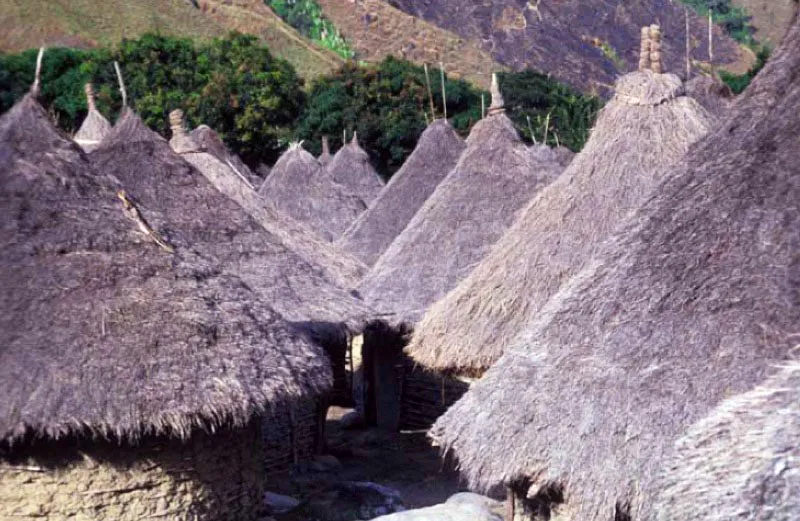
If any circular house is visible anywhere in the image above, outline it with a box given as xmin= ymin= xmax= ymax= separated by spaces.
xmin=0 ymin=93 xmax=331 ymax=520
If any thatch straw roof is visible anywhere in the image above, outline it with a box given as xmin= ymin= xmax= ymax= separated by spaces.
xmin=337 ymin=119 xmax=466 ymax=266
xmin=90 ymin=110 xmax=368 ymax=329
xmin=73 ymin=83 xmax=111 ymax=152
xmin=686 ymin=74 xmax=734 ymax=117
xmin=0 ymin=95 xmax=331 ymax=444
xmin=325 ymin=133 xmax=383 ymax=206
xmin=358 ymin=112 xmax=564 ymax=324
xmin=259 ymin=142 xmax=367 ymax=241
xmin=188 ymin=124 xmax=261 ymax=186
xmin=656 ymin=362 xmax=800 ymax=521
xmin=408 ymin=70 xmax=713 ymax=374
xmin=431 ymin=17 xmax=800 ymax=521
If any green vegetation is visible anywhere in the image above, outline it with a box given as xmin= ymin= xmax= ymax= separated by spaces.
xmin=719 ymin=45 xmax=770 ymax=94
xmin=267 ymin=0 xmax=355 ymax=59
xmin=499 ymin=71 xmax=602 ymax=151
xmin=1 ymin=36 xmax=601 ymax=177
xmin=678 ymin=0 xmax=756 ymax=45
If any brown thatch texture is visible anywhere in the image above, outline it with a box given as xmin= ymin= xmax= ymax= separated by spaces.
xmin=686 ymin=74 xmax=734 ymax=117
xmin=189 ymin=124 xmax=261 ymax=186
xmin=337 ymin=119 xmax=466 ymax=266
xmin=0 ymin=96 xmax=332 ymax=443
xmin=408 ymin=70 xmax=713 ymax=374
xmin=655 ymin=362 xmax=800 ymax=521
xmin=325 ymin=135 xmax=383 ymax=206
xmin=73 ymin=109 xmax=111 ymax=152
xmin=259 ymin=143 xmax=367 ymax=241
xmin=359 ymin=113 xmax=564 ymax=324
xmin=431 ymin=17 xmax=800 ymax=521
xmin=90 ymin=110 xmax=369 ymax=329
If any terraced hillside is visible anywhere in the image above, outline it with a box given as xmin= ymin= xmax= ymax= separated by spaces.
xmin=0 ymin=0 xmax=341 ymax=78
xmin=316 ymin=0 xmax=504 ymax=88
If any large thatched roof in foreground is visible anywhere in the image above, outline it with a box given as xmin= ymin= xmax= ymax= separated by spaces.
xmin=0 ymin=95 xmax=331 ymax=444
xmin=325 ymin=134 xmax=383 ymax=206
xmin=337 ymin=119 xmax=466 ymax=267
xmin=432 ymin=17 xmax=800 ymax=521
xmin=91 ymin=110 xmax=368 ymax=328
xmin=408 ymin=70 xmax=713 ymax=374
xmin=359 ymin=112 xmax=564 ymax=324
xmin=655 ymin=362 xmax=800 ymax=521
xmin=259 ymin=143 xmax=367 ymax=241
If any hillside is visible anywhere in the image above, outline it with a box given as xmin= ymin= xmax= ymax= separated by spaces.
xmin=388 ymin=0 xmax=748 ymax=94
xmin=0 ymin=0 xmax=341 ymax=78
xmin=731 ymin=0 xmax=797 ymax=47
xmin=316 ymin=0 xmax=503 ymax=89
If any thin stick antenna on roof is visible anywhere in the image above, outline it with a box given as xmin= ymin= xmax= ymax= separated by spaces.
xmin=439 ymin=62 xmax=447 ymax=120
xmin=424 ymin=63 xmax=436 ymax=120
xmin=708 ymin=11 xmax=714 ymax=65
xmin=527 ymin=115 xmax=537 ymax=144
xmin=543 ymin=111 xmax=551 ymax=145
xmin=481 ymin=93 xmax=486 ymax=119
xmin=30 ymin=47 xmax=45 ymax=97
xmin=554 ymin=131 xmax=560 ymax=148
xmin=114 ymin=61 xmax=128 ymax=109
xmin=343 ymin=129 xmax=346 ymax=146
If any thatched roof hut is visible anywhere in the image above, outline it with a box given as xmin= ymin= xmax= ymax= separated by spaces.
xmin=73 ymin=83 xmax=111 ymax=152
xmin=92 ymin=109 xmax=368 ymax=329
xmin=337 ymin=119 xmax=466 ymax=266
xmin=407 ymin=66 xmax=713 ymax=375
xmin=0 ymin=94 xmax=331 ymax=520
xmin=325 ymin=133 xmax=383 ymax=206
xmin=655 ymin=362 xmax=800 ymax=521
xmin=259 ymin=141 xmax=367 ymax=241
xmin=686 ymin=74 xmax=734 ymax=116
xmin=188 ymin=123 xmax=261 ymax=186
xmin=431 ymin=17 xmax=800 ymax=521
xmin=358 ymin=95 xmax=565 ymax=324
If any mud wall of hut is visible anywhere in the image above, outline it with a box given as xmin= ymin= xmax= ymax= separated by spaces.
xmin=262 ymin=397 xmax=325 ymax=473
xmin=0 ymin=421 xmax=265 ymax=521
xmin=399 ymin=360 xmax=471 ymax=431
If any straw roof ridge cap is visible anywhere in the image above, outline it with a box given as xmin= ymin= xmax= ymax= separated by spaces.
xmin=615 ymin=70 xmax=685 ymax=105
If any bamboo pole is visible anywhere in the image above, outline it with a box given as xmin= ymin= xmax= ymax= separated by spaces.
xmin=114 ymin=61 xmax=127 ymax=108
xmin=439 ymin=62 xmax=447 ymax=120
xmin=708 ymin=10 xmax=714 ymax=64
xmin=424 ymin=63 xmax=436 ymax=120
xmin=31 ymin=47 xmax=45 ymax=96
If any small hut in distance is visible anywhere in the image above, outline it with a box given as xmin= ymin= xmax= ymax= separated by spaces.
xmin=337 ymin=118 xmax=466 ymax=266
xmin=73 ymin=83 xmax=111 ymax=152
xmin=325 ymin=132 xmax=383 ymax=206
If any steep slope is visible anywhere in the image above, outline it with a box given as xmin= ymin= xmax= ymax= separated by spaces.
xmin=731 ymin=0 xmax=798 ymax=46
xmin=0 ymin=0 xmax=341 ymax=79
xmin=317 ymin=0 xmax=504 ymax=88
xmin=389 ymin=0 xmax=745 ymax=94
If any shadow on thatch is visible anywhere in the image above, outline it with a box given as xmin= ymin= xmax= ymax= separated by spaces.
xmin=432 ymin=16 xmax=800 ymax=521
xmin=337 ymin=119 xmax=466 ymax=267
xmin=407 ymin=69 xmax=714 ymax=375
xmin=0 ymin=95 xmax=332 ymax=445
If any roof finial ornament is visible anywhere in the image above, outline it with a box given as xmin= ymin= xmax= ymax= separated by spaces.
xmin=169 ymin=109 xmax=187 ymax=140
xmin=639 ymin=26 xmax=652 ymax=71
xmin=30 ymin=47 xmax=45 ymax=97
xmin=650 ymin=24 xmax=664 ymax=74
xmin=322 ymin=135 xmax=330 ymax=156
xmin=488 ymin=72 xmax=505 ymax=115
xmin=351 ymin=131 xmax=359 ymax=148
xmin=85 ymin=83 xmax=97 ymax=112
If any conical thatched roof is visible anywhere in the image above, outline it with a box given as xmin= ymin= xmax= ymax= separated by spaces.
xmin=432 ymin=17 xmax=800 ymax=521
xmin=91 ymin=110 xmax=368 ymax=329
xmin=337 ymin=119 xmax=466 ymax=266
xmin=359 ymin=112 xmax=564 ymax=324
xmin=73 ymin=83 xmax=111 ymax=152
xmin=188 ymin=124 xmax=261 ymax=186
xmin=656 ymin=362 xmax=800 ymax=521
xmin=408 ymin=70 xmax=713 ymax=374
xmin=686 ymin=74 xmax=734 ymax=116
xmin=325 ymin=133 xmax=383 ymax=206
xmin=0 ymin=95 xmax=331 ymax=443
xmin=259 ymin=142 xmax=367 ymax=241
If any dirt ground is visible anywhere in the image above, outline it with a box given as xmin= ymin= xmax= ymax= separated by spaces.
xmin=267 ymin=406 xmax=468 ymax=520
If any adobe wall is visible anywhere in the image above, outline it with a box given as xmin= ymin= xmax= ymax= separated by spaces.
xmin=0 ymin=421 xmax=265 ymax=521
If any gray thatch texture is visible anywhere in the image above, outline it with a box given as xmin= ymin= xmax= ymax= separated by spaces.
xmin=337 ymin=120 xmax=466 ymax=266
xmin=359 ymin=112 xmax=564 ymax=324
xmin=686 ymin=74 xmax=734 ymax=117
xmin=432 ymin=17 xmax=800 ymax=521
xmin=188 ymin=124 xmax=261 ymax=186
xmin=0 ymin=95 xmax=331 ymax=443
xmin=326 ymin=134 xmax=383 ymax=206
xmin=259 ymin=143 xmax=367 ymax=241
xmin=92 ymin=110 xmax=368 ymax=329
xmin=73 ymin=83 xmax=111 ymax=152
xmin=408 ymin=70 xmax=713 ymax=374
xmin=655 ymin=362 xmax=800 ymax=521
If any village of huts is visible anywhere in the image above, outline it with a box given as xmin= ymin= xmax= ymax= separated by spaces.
xmin=1 ymin=5 xmax=798 ymax=521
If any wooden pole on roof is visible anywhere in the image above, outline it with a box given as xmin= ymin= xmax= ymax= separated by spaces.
xmin=439 ymin=62 xmax=447 ymax=120
xmin=31 ymin=47 xmax=45 ymax=97
xmin=114 ymin=61 xmax=127 ymax=108
xmin=527 ymin=115 xmax=537 ymax=144
xmin=708 ymin=10 xmax=714 ymax=64
xmin=424 ymin=63 xmax=436 ymax=120
xmin=481 ymin=93 xmax=485 ymax=119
